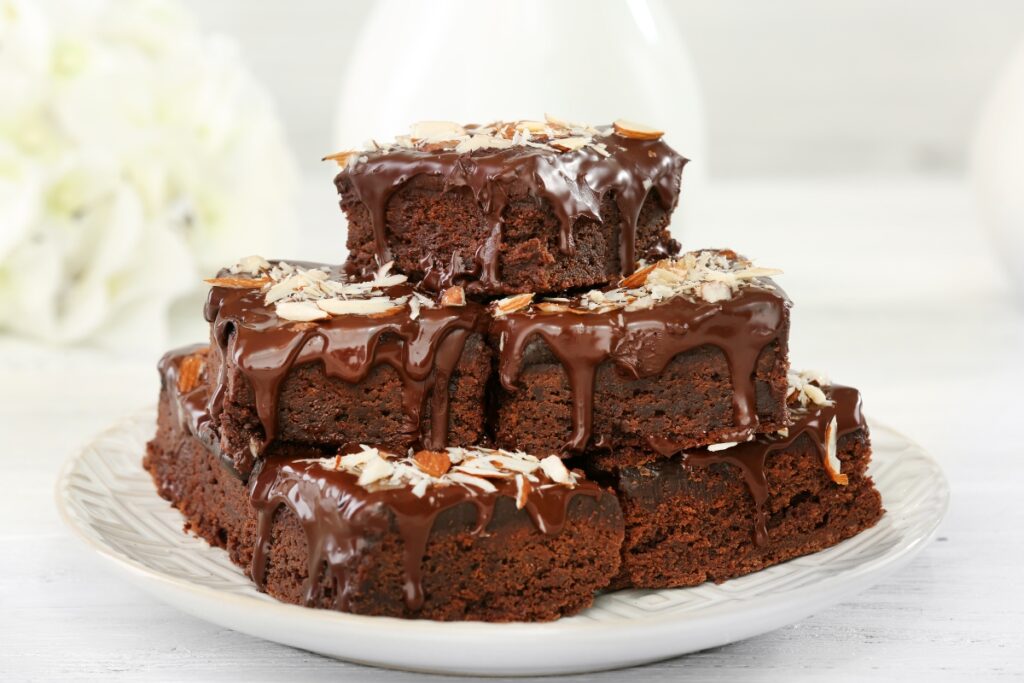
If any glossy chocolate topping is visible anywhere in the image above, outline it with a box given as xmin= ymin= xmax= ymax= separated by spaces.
xmin=335 ymin=129 xmax=687 ymax=291
xmin=203 ymin=263 xmax=487 ymax=454
xmin=492 ymin=283 xmax=790 ymax=454
xmin=158 ymin=345 xmax=222 ymax=460
xmin=249 ymin=453 xmax=606 ymax=612
xmin=682 ymin=384 xmax=865 ymax=547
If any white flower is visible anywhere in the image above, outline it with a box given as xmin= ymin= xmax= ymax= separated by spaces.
xmin=0 ymin=0 xmax=298 ymax=351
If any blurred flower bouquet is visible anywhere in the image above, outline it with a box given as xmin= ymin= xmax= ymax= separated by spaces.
xmin=0 ymin=0 xmax=297 ymax=352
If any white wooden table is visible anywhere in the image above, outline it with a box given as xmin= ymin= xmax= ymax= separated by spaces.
xmin=2 ymin=178 xmax=1022 ymax=681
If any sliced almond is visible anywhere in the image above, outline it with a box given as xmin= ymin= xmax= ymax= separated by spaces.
xmin=619 ymin=262 xmax=657 ymax=288
xmin=410 ymin=120 xmax=466 ymax=142
xmin=550 ymin=136 xmax=590 ymax=152
xmin=539 ymin=455 xmax=573 ymax=485
xmin=414 ymin=450 xmax=452 ymax=478
xmin=176 ymin=351 xmax=206 ymax=394
xmin=493 ymin=292 xmax=534 ymax=317
xmin=446 ymin=471 xmax=498 ymax=493
xmin=700 ymin=280 xmax=733 ymax=303
xmin=440 ymin=285 xmax=466 ymax=307
xmin=357 ymin=456 xmax=395 ymax=487
xmin=316 ymin=297 xmax=400 ymax=316
xmin=515 ymin=474 xmax=532 ymax=510
xmin=322 ymin=150 xmax=357 ymax=168
xmin=204 ymin=276 xmax=271 ymax=289
xmin=516 ymin=120 xmax=548 ymax=133
xmin=803 ymin=383 xmax=831 ymax=407
xmin=535 ymin=302 xmax=570 ymax=313
xmin=613 ymin=119 xmax=664 ymax=140
xmin=275 ymin=301 xmax=330 ymax=322
xmin=823 ymin=416 xmax=848 ymax=485
xmin=544 ymin=113 xmax=571 ymax=129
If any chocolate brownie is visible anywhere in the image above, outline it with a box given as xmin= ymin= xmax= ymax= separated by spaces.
xmin=490 ymin=250 xmax=791 ymax=469
xmin=201 ymin=257 xmax=491 ymax=477
xmin=603 ymin=376 xmax=884 ymax=589
xmin=146 ymin=349 xmax=625 ymax=622
xmin=331 ymin=118 xmax=687 ymax=295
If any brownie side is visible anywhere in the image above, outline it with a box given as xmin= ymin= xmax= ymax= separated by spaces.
xmin=494 ymin=340 xmax=790 ymax=469
xmin=209 ymin=331 xmax=491 ymax=478
xmin=341 ymin=174 xmax=677 ymax=295
xmin=607 ymin=431 xmax=884 ymax=589
xmin=145 ymin=388 xmax=625 ymax=622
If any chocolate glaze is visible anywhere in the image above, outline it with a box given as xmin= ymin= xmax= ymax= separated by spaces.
xmin=674 ymin=384 xmax=865 ymax=547
xmin=203 ymin=263 xmax=488 ymax=455
xmin=248 ymin=455 xmax=606 ymax=612
xmin=492 ymin=283 xmax=790 ymax=454
xmin=158 ymin=345 xmax=228 ymax=469
xmin=336 ymin=130 xmax=687 ymax=292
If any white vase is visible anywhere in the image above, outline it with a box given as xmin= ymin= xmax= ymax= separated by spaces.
xmin=333 ymin=0 xmax=707 ymax=241
xmin=973 ymin=39 xmax=1024 ymax=301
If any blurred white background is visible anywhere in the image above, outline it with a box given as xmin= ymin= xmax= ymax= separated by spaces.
xmin=4 ymin=2 xmax=1024 ymax=680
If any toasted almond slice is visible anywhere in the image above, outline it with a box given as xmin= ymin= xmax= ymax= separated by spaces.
xmin=275 ymin=301 xmax=330 ymax=322
xmin=619 ymin=262 xmax=657 ymax=288
xmin=316 ymin=297 xmax=400 ymax=316
xmin=440 ymin=285 xmax=466 ymax=307
xmin=550 ymin=136 xmax=589 ymax=152
xmin=535 ymin=302 xmax=570 ymax=313
xmin=544 ymin=113 xmax=570 ymax=129
xmin=493 ymin=292 xmax=534 ymax=317
xmin=410 ymin=120 xmax=466 ymax=141
xmin=446 ymin=471 xmax=498 ymax=493
xmin=204 ymin=276 xmax=271 ymax=289
xmin=414 ymin=450 xmax=452 ymax=478
xmin=700 ymin=280 xmax=733 ymax=303
xmin=357 ymin=456 xmax=395 ymax=487
xmin=515 ymin=474 xmax=532 ymax=510
xmin=802 ymin=383 xmax=831 ymax=407
xmin=176 ymin=351 xmax=206 ymax=394
xmin=516 ymin=120 xmax=548 ymax=133
xmin=539 ymin=455 xmax=572 ymax=485
xmin=322 ymin=150 xmax=357 ymax=168
xmin=823 ymin=416 xmax=849 ymax=485
xmin=613 ymin=119 xmax=664 ymax=140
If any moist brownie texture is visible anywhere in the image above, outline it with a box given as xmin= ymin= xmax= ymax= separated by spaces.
xmin=603 ymin=376 xmax=884 ymax=589
xmin=202 ymin=257 xmax=490 ymax=478
xmin=490 ymin=250 xmax=791 ymax=469
xmin=332 ymin=118 xmax=687 ymax=296
xmin=146 ymin=350 xmax=625 ymax=622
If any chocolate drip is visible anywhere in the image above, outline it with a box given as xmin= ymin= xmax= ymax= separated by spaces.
xmin=248 ymin=456 xmax=603 ymax=612
xmin=158 ymin=346 xmax=226 ymax=467
xmin=336 ymin=130 xmax=687 ymax=291
xmin=492 ymin=286 xmax=790 ymax=454
xmin=685 ymin=384 xmax=866 ymax=547
xmin=203 ymin=267 xmax=487 ymax=454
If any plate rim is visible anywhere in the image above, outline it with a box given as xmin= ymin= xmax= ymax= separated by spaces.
xmin=55 ymin=409 xmax=950 ymax=661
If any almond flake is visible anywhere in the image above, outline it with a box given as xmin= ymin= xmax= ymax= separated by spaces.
xmin=440 ymin=285 xmax=466 ymax=307
xmin=823 ymin=416 xmax=849 ymax=485
xmin=414 ymin=450 xmax=452 ymax=478
xmin=410 ymin=120 xmax=466 ymax=142
xmin=619 ymin=262 xmax=657 ymax=288
xmin=613 ymin=119 xmax=664 ymax=140
xmin=176 ymin=352 xmax=205 ymax=393
xmin=323 ymin=150 xmax=357 ymax=168
xmin=357 ymin=456 xmax=395 ymax=487
xmin=539 ymin=455 xmax=573 ymax=485
xmin=275 ymin=301 xmax=330 ymax=322
xmin=700 ymin=281 xmax=733 ymax=303
xmin=550 ymin=136 xmax=589 ymax=152
xmin=493 ymin=292 xmax=534 ymax=317
xmin=515 ymin=474 xmax=532 ymax=510
xmin=205 ymin=276 xmax=270 ymax=289
xmin=536 ymin=302 xmax=570 ymax=313
xmin=446 ymin=471 xmax=498 ymax=493
xmin=707 ymin=441 xmax=738 ymax=452
xmin=316 ymin=297 xmax=401 ymax=316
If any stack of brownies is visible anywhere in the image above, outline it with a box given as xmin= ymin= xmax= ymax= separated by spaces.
xmin=145 ymin=117 xmax=883 ymax=622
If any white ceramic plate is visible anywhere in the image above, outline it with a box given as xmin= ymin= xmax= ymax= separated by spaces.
xmin=56 ymin=411 xmax=948 ymax=676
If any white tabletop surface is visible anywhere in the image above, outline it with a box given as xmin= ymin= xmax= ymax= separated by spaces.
xmin=2 ymin=177 xmax=1022 ymax=681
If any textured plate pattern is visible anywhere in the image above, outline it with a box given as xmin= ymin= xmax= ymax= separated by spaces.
xmin=57 ymin=411 xmax=948 ymax=676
